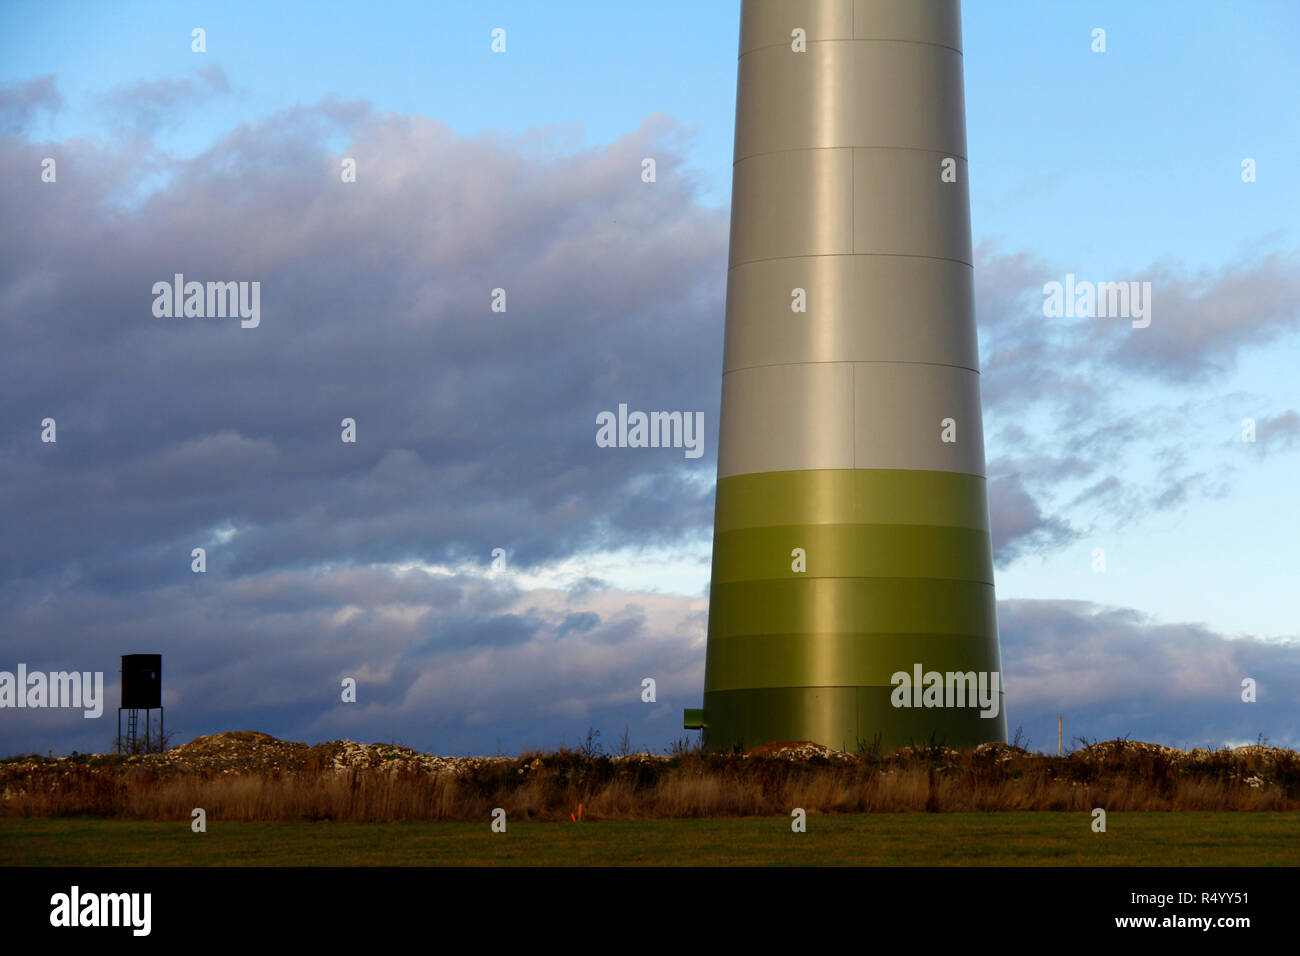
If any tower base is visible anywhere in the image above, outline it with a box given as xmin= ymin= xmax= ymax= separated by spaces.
xmin=690 ymin=686 xmax=1006 ymax=755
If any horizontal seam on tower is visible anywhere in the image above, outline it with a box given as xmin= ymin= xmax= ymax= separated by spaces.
xmin=729 ymin=252 xmax=973 ymax=270
xmin=715 ymin=522 xmax=989 ymax=530
xmin=715 ymin=527 xmax=989 ymax=536
xmin=713 ymin=575 xmax=993 ymax=585
xmin=716 ymin=527 xmax=989 ymax=536
xmin=723 ymin=359 xmax=980 ymax=375
xmin=733 ymin=144 xmax=968 ymax=164
xmin=705 ymin=687 xmax=1007 ymax=695
xmin=706 ymin=632 xmax=995 ymax=641
xmin=739 ymin=37 xmax=963 ymax=57
xmin=713 ymin=575 xmax=996 ymax=586
xmin=718 ymin=468 xmax=988 ymax=481
xmin=716 ymin=469 xmax=987 ymax=479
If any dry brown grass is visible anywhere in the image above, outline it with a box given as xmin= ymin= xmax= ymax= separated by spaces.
xmin=4 ymin=735 xmax=1298 ymax=821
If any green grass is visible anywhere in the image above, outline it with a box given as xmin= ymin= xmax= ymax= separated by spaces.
xmin=2 ymin=813 xmax=1297 ymax=865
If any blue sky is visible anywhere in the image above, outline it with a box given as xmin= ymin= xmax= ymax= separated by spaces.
xmin=1 ymin=1 xmax=1298 ymax=755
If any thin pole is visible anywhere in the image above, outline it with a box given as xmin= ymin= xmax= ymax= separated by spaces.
xmin=1058 ymin=716 xmax=1063 ymax=756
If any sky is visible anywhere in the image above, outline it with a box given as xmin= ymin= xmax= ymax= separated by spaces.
xmin=1 ymin=0 xmax=1298 ymax=756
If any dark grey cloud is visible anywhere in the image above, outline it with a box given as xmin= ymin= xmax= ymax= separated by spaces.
xmin=0 ymin=93 xmax=728 ymax=756
xmin=998 ymin=599 xmax=1300 ymax=751
xmin=0 ymin=564 xmax=706 ymax=756
xmin=986 ymin=470 xmax=1077 ymax=566
xmin=2 ymin=565 xmax=1295 ymax=756
xmin=0 ymin=75 xmax=61 ymax=134
xmin=558 ymin=611 xmax=599 ymax=635
xmin=1 ymin=98 xmax=726 ymax=589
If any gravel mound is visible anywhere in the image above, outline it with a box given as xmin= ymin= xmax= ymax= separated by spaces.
xmin=744 ymin=740 xmax=854 ymax=760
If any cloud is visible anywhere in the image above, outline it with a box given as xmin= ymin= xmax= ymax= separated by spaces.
xmin=0 ymin=99 xmax=726 ymax=588
xmin=0 ymin=564 xmax=707 ymax=755
xmin=973 ymin=240 xmax=1300 ymax=560
xmin=998 ymin=599 xmax=1300 ymax=751
xmin=0 ymin=75 xmax=61 ymax=135
xmin=0 ymin=94 xmax=728 ymax=757
xmin=1108 ymin=253 xmax=1300 ymax=381
xmin=1250 ymin=409 xmax=1300 ymax=455
xmin=2 ymin=563 xmax=1295 ymax=756
xmin=976 ymin=242 xmax=1300 ymax=396
xmin=96 ymin=65 xmax=233 ymax=132
xmin=987 ymin=470 xmax=1077 ymax=566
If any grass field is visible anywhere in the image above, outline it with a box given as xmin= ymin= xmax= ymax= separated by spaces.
xmin=2 ymin=812 xmax=1296 ymax=866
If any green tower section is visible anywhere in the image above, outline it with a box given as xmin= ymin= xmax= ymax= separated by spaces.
xmin=689 ymin=0 xmax=1006 ymax=753
xmin=700 ymin=469 xmax=1005 ymax=752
